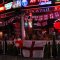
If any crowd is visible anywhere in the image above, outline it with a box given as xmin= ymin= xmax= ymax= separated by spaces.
xmin=25 ymin=27 xmax=60 ymax=40
xmin=0 ymin=40 xmax=21 ymax=55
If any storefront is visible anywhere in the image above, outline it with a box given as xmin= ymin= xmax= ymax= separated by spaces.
xmin=0 ymin=4 xmax=22 ymax=54
xmin=0 ymin=0 xmax=60 ymax=57
xmin=22 ymin=1 xmax=60 ymax=40
xmin=21 ymin=1 xmax=60 ymax=58
xmin=0 ymin=0 xmax=60 ymax=40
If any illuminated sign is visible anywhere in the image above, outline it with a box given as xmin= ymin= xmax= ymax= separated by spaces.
xmin=4 ymin=0 xmax=52 ymax=10
xmin=16 ymin=0 xmax=21 ymax=6
xmin=39 ymin=0 xmax=52 ymax=5
xmin=30 ymin=0 xmax=36 ymax=3
xmin=29 ymin=0 xmax=52 ymax=5
xmin=21 ymin=0 xmax=28 ymax=7
xmin=29 ymin=0 xmax=38 ymax=5
xmin=0 ymin=6 xmax=5 ymax=12
xmin=12 ymin=0 xmax=21 ymax=8
xmin=5 ymin=2 xmax=12 ymax=10
xmin=39 ymin=1 xmax=52 ymax=5
xmin=30 ymin=0 xmax=49 ymax=3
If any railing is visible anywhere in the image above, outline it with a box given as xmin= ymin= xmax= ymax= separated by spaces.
xmin=0 ymin=40 xmax=60 ymax=58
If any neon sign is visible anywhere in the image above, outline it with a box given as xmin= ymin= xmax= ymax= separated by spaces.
xmin=5 ymin=2 xmax=12 ymax=10
xmin=30 ymin=0 xmax=50 ymax=3
xmin=30 ymin=0 xmax=36 ymax=3
xmin=16 ymin=0 xmax=21 ymax=7
xmin=39 ymin=1 xmax=52 ymax=5
xmin=29 ymin=0 xmax=52 ymax=5
xmin=12 ymin=0 xmax=21 ymax=8
xmin=22 ymin=0 xmax=28 ymax=7
xmin=38 ymin=0 xmax=49 ymax=2
xmin=39 ymin=0 xmax=52 ymax=5
xmin=4 ymin=0 xmax=52 ymax=10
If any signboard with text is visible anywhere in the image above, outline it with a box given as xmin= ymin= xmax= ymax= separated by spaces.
xmin=13 ymin=0 xmax=52 ymax=7
xmin=29 ymin=0 xmax=52 ymax=5
xmin=3 ymin=0 xmax=53 ymax=10
xmin=23 ymin=0 xmax=52 ymax=6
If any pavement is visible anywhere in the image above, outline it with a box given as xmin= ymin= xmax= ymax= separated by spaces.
xmin=0 ymin=55 xmax=59 ymax=60
xmin=0 ymin=55 xmax=41 ymax=60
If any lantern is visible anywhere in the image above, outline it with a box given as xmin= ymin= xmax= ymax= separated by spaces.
xmin=54 ymin=19 xmax=60 ymax=32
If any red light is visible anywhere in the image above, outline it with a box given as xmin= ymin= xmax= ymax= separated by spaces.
xmin=15 ymin=39 xmax=23 ymax=48
xmin=54 ymin=21 xmax=60 ymax=30
xmin=0 ymin=6 xmax=5 ymax=12
xmin=39 ymin=0 xmax=49 ymax=2
xmin=30 ymin=0 xmax=36 ymax=3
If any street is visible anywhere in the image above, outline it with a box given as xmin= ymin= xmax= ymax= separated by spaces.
xmin=0 ymin=55 xmax=59 ymax=60
xmin=0 ymin=55 xmax=41 ymax=60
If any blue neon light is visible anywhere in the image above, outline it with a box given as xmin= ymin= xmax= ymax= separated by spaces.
xmin=21 ymin=0 xmax=28 ymax=7
xmin=16 ymin=0 xmax=21 ymax=7
xmin=39 ymin=1 xmax=52 ymax=5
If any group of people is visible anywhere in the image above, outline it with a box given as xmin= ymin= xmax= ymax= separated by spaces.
xmin=25 ymin=27 xmax=60 ymax=40
xmin=0 ymin=37 xmax=23 ymax=56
